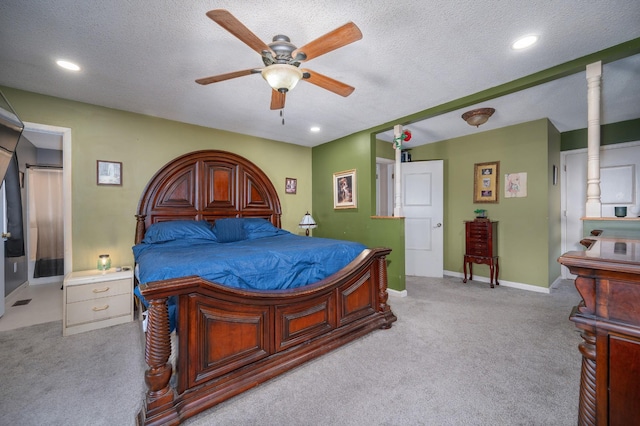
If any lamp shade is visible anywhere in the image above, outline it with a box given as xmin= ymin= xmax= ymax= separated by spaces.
xmin=462 ymin=108 xmax=495 ymax=127
xmin=299 ymin=211 xmax=317 ymax=236
xmin=261 ymin=64 xmax=303 ymax=93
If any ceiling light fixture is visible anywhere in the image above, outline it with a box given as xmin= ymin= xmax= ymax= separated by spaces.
xmin=310 ymin=126 xmax=320 ymax=133
xmin=261 ymin=64 xmax=303 ymax=93
xmin=512 ymin=35 xmax=539 ymax=50
xmin=56 ymin=60 xmax=81 ymax=71
xmin=462 ymin=108 xmax=495 ymax=127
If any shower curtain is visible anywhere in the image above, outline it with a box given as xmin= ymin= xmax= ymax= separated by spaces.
xmin=29 ymin=168 xmax=64 ymax=278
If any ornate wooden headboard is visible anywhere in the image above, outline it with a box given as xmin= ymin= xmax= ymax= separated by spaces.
xmin=135 ymin=150 xmax=282 ymax=244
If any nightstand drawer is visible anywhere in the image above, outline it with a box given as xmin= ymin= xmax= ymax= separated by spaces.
xmin=66 ymin=278 xmax=131 ymax=303
xmin=66 ymin=293 xmax=132 ymax=326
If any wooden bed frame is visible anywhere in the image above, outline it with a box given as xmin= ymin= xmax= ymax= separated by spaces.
xmin=135 ymin=150 xmax=396 ymax=425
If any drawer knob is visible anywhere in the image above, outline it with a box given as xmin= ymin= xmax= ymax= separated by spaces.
xmin=92 ymin=287 xmax=110 ymax=293
xmin=92 ymin=305 xmax=110 ymax=312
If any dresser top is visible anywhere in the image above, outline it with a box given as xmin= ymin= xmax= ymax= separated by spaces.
xmin=559 ymin=238 xmax=640 ymax=274
xmin=64 ymin=267 xmax=133 ymax=284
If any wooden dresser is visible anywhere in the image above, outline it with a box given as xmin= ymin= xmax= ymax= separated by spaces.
xmin=463 ymin=219 xmax=499 ymax=287
xmin=559 ymin=236 xmax=640 ymax=425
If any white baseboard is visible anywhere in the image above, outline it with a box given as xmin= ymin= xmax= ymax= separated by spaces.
xmin=388 ymin=288 xmax=407 ymax=297
xmin=5 ymin=281 xmax=29 ymax=306
xmin=444 ymin=270 xmax=551 ymax=294
xmin=29 ymin=275 xmax=64 ymax=286
xmin=549 ymin=275 xmax=566 ymax=289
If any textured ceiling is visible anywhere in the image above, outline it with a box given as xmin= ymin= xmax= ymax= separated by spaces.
xmin=1 ymin=1 xmax=639 ymax=149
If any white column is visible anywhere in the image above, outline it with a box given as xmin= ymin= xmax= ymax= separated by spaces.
xmin=585 ymin=61 xmax=602 ymax=218
xmin=393 ymin=124 xmax=403 ymax=217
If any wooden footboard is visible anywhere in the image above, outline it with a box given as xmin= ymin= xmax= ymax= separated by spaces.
xmin=137 ymin=247 xmax=395 ymax=426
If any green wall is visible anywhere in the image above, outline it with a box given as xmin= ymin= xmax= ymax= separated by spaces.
xmin=2 ymin=86 xmax=312 ymax=272
xmin=582 ymin=220 xmax=640 ymax=238
xmin=561 ymin=118 xmax=640 ymax=151
xmin=375 ymin=138 xmax=395 ymax=160
xmin=406 ymin=119 xmax=560 ymax=288
xmin=311 ymin=132 xmax=405 ymax=291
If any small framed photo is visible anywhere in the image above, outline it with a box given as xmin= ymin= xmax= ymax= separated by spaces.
xmin=285 ymin=177 xmax=297 ymax=194
xmin=97 ymin=160 xmax=122 ymax=186
xmin=333 ymin=169 xmax=357 ymax=209
xmin=473 ymin=161 xmax=499 ymax=203
xmin=505 ymin=172 xmax=527 ymax=198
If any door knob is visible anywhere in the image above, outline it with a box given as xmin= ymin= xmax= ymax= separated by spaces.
xmin=2 ymin=232 xmax=11 ymax=239
xmin=433 ymin=223 xmax=442 ymax=229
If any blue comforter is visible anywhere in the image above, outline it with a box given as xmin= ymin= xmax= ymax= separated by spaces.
xmin=133 ymin=233 xmax=367 ymax=291
xmin=133 ymin=219 xmax=367 ymax=332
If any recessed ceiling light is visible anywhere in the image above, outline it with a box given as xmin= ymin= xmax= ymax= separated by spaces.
xmin=56 ymin=60 xmax=81 ymax=71
xmin=310 ymin=126 xmax=320 ymax=133
xmin=512 ymin=35 xmax=539 ymax=50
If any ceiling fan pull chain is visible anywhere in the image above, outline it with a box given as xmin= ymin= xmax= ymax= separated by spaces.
xmin=281 ymin=109 xmax=285 ymax=125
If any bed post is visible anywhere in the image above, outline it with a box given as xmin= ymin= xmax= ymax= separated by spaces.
xmin=139 ymin=296 xmax=176 ymax=424
xmin=377 ymin=254 xmax=396 ymax=328
xmin=135 ymin=214 xmax=147 ymax=245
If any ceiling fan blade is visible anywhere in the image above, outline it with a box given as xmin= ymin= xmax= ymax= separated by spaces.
xmin=301 ymin=69 xmax=355 ymax=97
xmin=292 ymin=22 xmax=362 ymax=62
xmin=270 ymin=90 xmax=286 ymax=110
xmin=195 ymin=68 xmax=258 ymax=85
xmin=206 ymin=9 xmax=275 ymax=56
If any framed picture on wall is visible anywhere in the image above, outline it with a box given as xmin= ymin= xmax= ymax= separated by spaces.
xmin=504 ymin=172 xmax=527 ymax=198
xmin=97 ymin=160 xmax=122 ymax=186
xmin=285 ymin=177 xmax=297 ymax=194
xmin=333 ymin=169 xmax=357 ymax=209
xmin=473 ymin=161 xmax=499 ymax=203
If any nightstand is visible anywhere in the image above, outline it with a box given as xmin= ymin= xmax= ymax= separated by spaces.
xmin=63 ymin=267 xmax=134 ymax=336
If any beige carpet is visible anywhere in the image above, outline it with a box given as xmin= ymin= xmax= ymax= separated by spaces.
xmin=0 ymin=276 xmax=582 ymax=425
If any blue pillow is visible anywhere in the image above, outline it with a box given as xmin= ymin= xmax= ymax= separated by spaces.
xmin=243 ymin=218 xmax=289 ymax=240
xmin=142 ymin=220 xmax=216 ymax=244
xmin=213 ymin=218 xmax=247 ymax=243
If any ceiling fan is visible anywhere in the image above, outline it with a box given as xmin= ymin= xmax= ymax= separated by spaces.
xmin=195 ymin=9 xmax=362 ymax=110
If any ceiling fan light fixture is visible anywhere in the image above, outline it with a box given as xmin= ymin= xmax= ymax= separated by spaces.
xmin=462 ymin=108 xmax=495 ymax=127
xmin=261 ymin=64 xmax=303 ymax=93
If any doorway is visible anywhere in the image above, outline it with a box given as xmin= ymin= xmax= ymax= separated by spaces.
xmin=375 ymin=158 xmax=394 ymax=217
xmin=402 ymin=160 xmax=444 ymax=277
xmin=22 ymin=123 xmax=72 ymax=282
xmin=376 ymin=158 xmax=444 ymax=277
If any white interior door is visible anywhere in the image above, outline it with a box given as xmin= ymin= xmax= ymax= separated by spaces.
xmin=402 ymin=160 xmax=444 ymax=277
